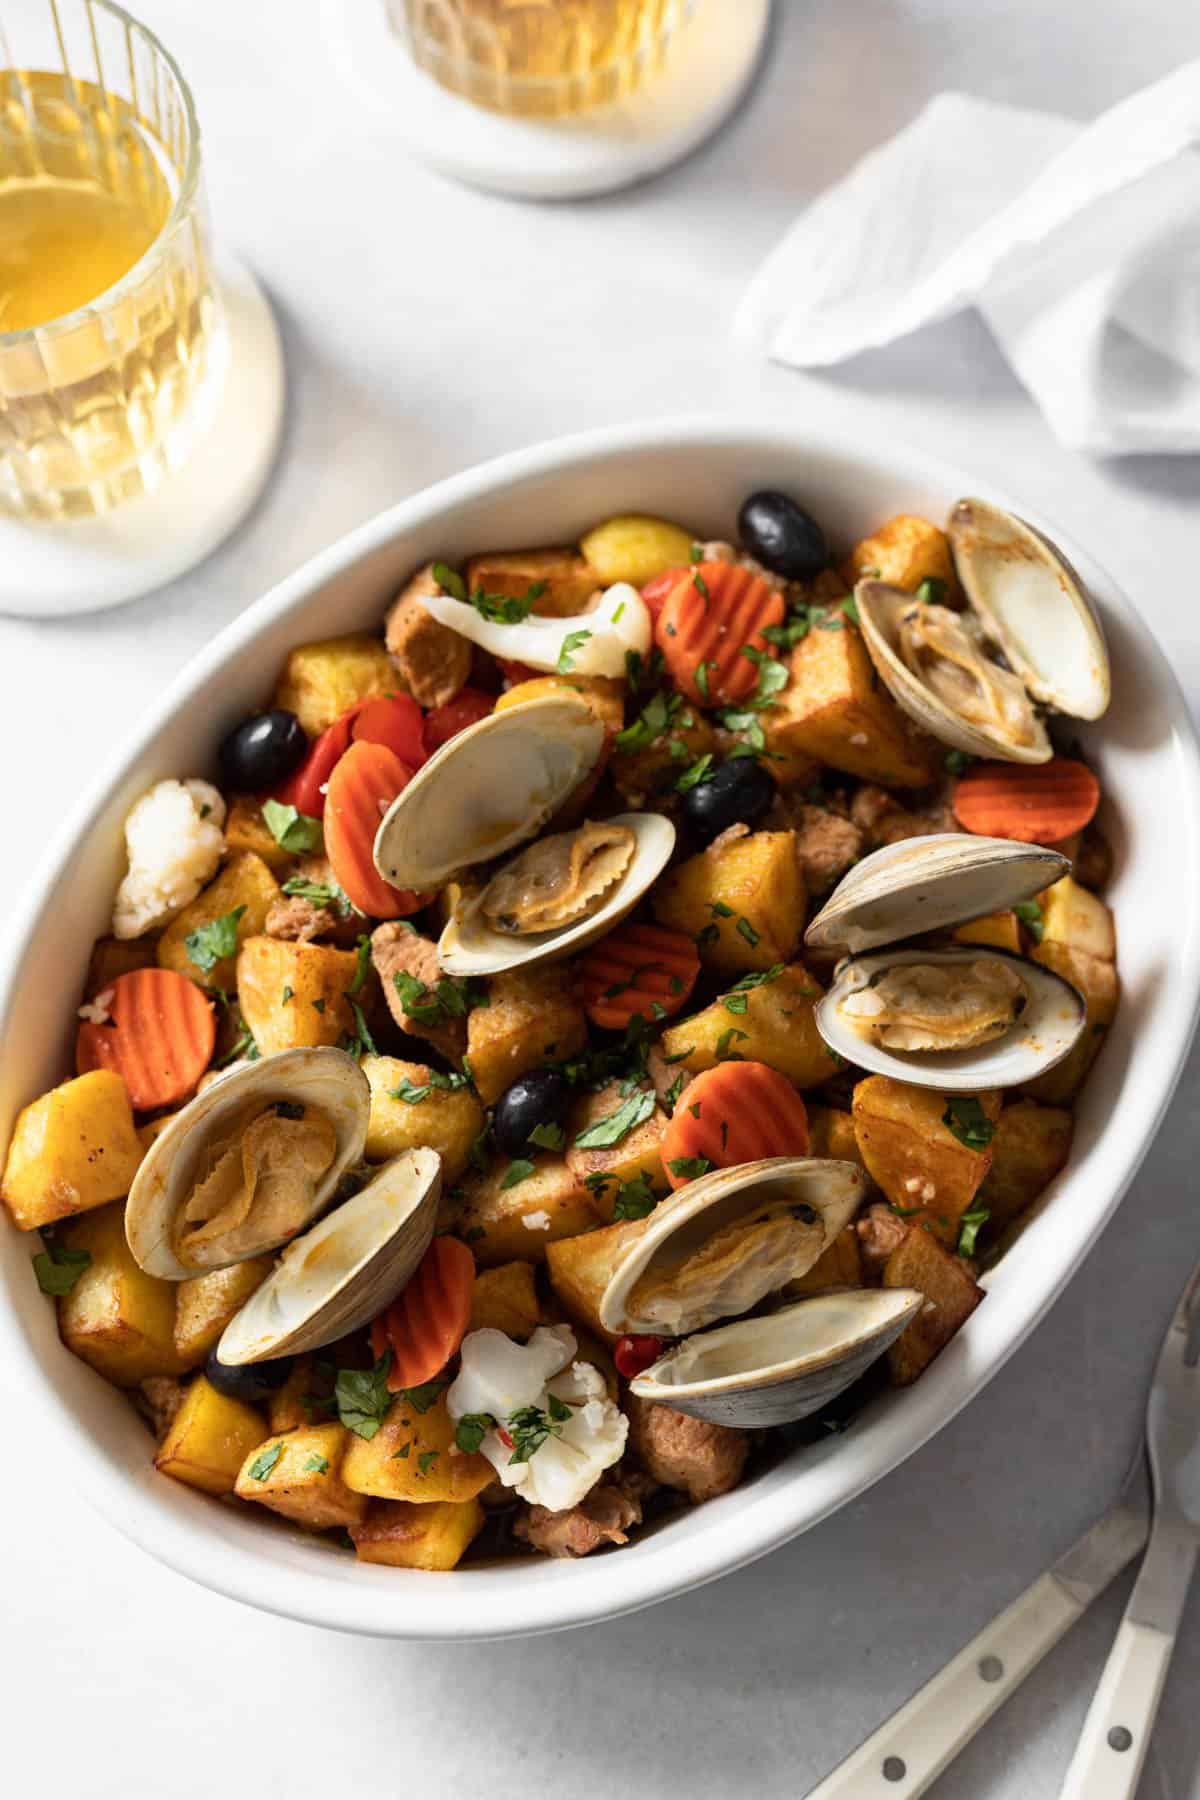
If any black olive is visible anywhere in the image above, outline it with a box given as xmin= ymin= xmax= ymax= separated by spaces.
xmin=738 ymin=489 xmax=828 ymax=580
xmin=218 ymin=709 xmax=308 ymax=793
xmin=204 ymin=1348 xmax=294 ymax=1405
xmin=681 ymin=757 xmax=775 ymax=846
xmin=493 ymin=1069 xmax=569 ymax=1156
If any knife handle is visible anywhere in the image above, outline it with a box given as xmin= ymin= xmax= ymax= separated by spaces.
xmin=806 ymin=1572 xmax=1086 ymax=1799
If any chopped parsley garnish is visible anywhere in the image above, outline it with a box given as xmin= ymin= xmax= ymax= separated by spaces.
xmin=615 ymin=688 xmax=681 ymax=754
xmin=281 ymin=876 xmax=355 ymax=916
xmin=339 ymin=1000 xmax=377 ymax=1060
xmin=694 ymin=660 xmax=714 ymax=701
xmin=528 ymin=1121 xmax=565 ymax=1151
xmin=1014 ymin=900 xmax=1045 ymax=943
xmin=455 ymin=1413 xmax=495 ymax=1455
xmin=416 ymin=1451 xmax=440 ymax=1477
xmin=944 ymin=749 xmax=977 ymax=776
xmin=506 ymin=1396 xmax=573 ymax=1465
xmin=391 ymin=1070 xmax=473 ymax=1104
xmin=185 ymin=906 xmax=246 ymax=973
xmin=261 ymin=799 xmax=323 ymax=854
xmin=663 ymin=1072 xmax=686 ymax=1110
xmin=715 ymin=1026 xmax=749 ymax=1060
xmin=840 ymin=594 xmax=862 ymax=627
xmin=281 ymin=985 xmax=294 ymax=1005
xmin=667 ymin=1155 xmax=714 ymax=1182
xmin=216 ymin=1016 xmax=260 ymax=1067
xmin=676 ymin=752 xmax=714 ymax=793
xmin=335 ymin=1354 xmax=393 ymax=1440
xmin=689 ymin=542 xmax=703 ymax=564
xmin=957 ymin=1205 xmax=990 ymax=1258
xmin=303 ymin=1454 xmax=329 ymax=1475
xmin=736 ymin=916 xmax=760 ymax=947
xmin=942 ymin=1096 xmax=996 ymax=1151
xmin=466 ymin=579 xmax=547 ymax=625
xmin=739 ymin=644 xmax=789 ymax=707
xmin=500 ymin=1159 xmax=537 ymax=1189
xmin=432 ymin=561 xmax=467 ymax=601
xmin=693 ymin=569 xmax=711 ymax=602
xmin=710 ymin=901 xmax=735 ymax=918
xmin=573 ymin=1086 xmax=656 ymax=1150
xmin=32 ymin=1242 xmax=91 ymax=1297
xmin=247 ymin=1443 xmax=283 ymax=1481
xmin=393 ymin=970 xmax=488 ymax=1023
xmin=557 ymin=629 xmax=592 ymax=673
xmin=397 ymin=1377 xmax=450 ymax=1414
xmin=914 ymin=577 xmax=948 ymax=606
xmin=347 ymin=933 xmax=372 ymax=996
xmin=611 ymin=1174 xmax=658 ymax=1221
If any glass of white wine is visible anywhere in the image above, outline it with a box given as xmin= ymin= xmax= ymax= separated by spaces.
xmin=0 ymin=0 xmax=220 ymax=521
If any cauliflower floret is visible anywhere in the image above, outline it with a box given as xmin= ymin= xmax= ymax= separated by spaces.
xmin=447 ymin=1325 xmax=628 ymax=1514
xmin=112 ymin=779 xmax=226 ymax=940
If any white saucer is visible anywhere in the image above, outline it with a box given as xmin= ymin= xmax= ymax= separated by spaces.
xmin=0 ymin=257 xmax=285 ymax=619
xmin=323 ymin=0 xmax=771 ymax=201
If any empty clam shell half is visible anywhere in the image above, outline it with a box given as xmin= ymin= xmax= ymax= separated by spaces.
xmin=805 ymin=833 xmax=1069 ymax=956
xmin=818 ymin=945 xmax=1086 ymax=1090
xmin=217 ymin=1147 xmax=441 ymax=1365
xmin=600 ymin=1157 xmax=867 ymax=1338
xmin=373 ymin=693 xmax=605 ymax=892
xmin=438 ymin=810 xmax=675 ymax=978
xmin=126 ymin=1048 xmax=370 ymax=1280
xmin=630 ymin=1289 xmax=924 ymax=1428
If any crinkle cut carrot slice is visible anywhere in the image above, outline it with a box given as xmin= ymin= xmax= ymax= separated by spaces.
xmin=655 ymin=562 xmax=785 ymax=708
xmin=324 ymin=739 xmax=427 ymax=918
xmin=659 ymin=1061 xmax=810 ymax=1189
xmin=952 ymin=757 xmax=1100 ymax=844
xmin=75 ymin=967 xmax=216 ymax=1111
xmin=577 ymin=922 xmax=700 ymax=1031
xmin=371 ymin=1236 xmax=476 ymax=1391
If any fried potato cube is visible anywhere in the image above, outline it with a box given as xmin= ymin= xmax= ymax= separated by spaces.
xmin=85 ymin=935 xmax=157 ymax=997
xmin=360 ymin=1054 xmax=485 ymax=1179
xmin=807 ymin=1104 xmax=866 ymax=1170
xmin=452 ymin=1154 xmax=601 ymax=1267
xmin=884 ymin=1226 xmax=983 ymax=1385
xmin=1 ymin=1070 xmax=144 ymax=1231
xmin=494 ymin=673 xmax=625 ymax=736
xmin=223 ymin=795 xmax=295 ymax=872
xmin=157 ymin=852 xmax=282 ymax=993
xmin=769 ymin=624 xmax=942 ymax=788
xmin=660 ymin=961 xmax=834 ymax=1088
xmin=272 ymin=634 xmax=399 ymax=736
xmin=173 ymin=1258 xmax=275 ymax=1367
xmin=579 ymin=514 xmax=696 ymax=588
xmin=466 ymin=965 xmax=587 ymax=1105
xmin=137 ymin=1113 xmax=178 ymax=1153
xmin=351 ymin=1498 xmax=485 ymax=1570
xmin=236 ymin=935 xmax=359 ymax=1056
xmin=268 ymin=1356 xmax=337 ymax=1434
xmin=610 ymin=704 xmax=717 ymax=804
xmin=236 ymin=1422 xmax=367 ymax=1529
xmin=545 ymin=1216 xmax=652 ymax=1343
xmin=840 ymin=514 xmax=958 ymax=596
xmin=1037 ymin=876 xmax=1116 ymax=963
xmin=469 ymin=1261 xmax=542 ymax=1338
xmin=652 ymin=831 xmax=804 ymax=974
xmin=953 ymin=911 xmax=1023 ymax=954
xmin=852 ymin=1076 xmax=1001 ymax=1246
xmin=565 ymin=1080 xmax=670 ymax=1216
xmin=154 ymin=1376 xmax=266 ymax=1496
xmin=340 ymin=1395 xmax=492 ymax=1503
xmin=57 ymin=1202 xmax=184 ymax=1385
xmin=783 ymin=1225 xmax=864 ymax=1299
xmin=977 ymin=1100 xmax=1074 ymax=1234
xmin=1024 ymin=942 xmax=1118 ymax=1103
xmin=464 ymin=547 xmax=599 ymax=619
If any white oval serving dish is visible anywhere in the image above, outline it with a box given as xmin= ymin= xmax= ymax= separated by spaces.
xmin=2 ymin=415 xmax=1198 ymax=1641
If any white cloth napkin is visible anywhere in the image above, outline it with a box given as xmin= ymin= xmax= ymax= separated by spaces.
xmin=736 ymin=61 xmax=1200 ymax=454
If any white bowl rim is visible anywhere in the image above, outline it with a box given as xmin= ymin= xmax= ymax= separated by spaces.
xmin=2 ymin=410 xmax=1198 ymax=1641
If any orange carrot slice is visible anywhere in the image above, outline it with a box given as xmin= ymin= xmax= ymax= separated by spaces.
xmin=76 ymin=968 xmax=215 ymax=1111
xmin=659 ymin=1061 xmax=810 ymax=1189
xmin=577 ymin=923 xmax=700 ymax=1031
xmin=655 ymin=562 xmax=785 ymax=708
xmin=372 ymin=1236 xmax=476 ymax=1391
xmin=324 ymin=740 xmax=426 ymax=918
xmin=953 ymin=757 xmax=1100 ymax=844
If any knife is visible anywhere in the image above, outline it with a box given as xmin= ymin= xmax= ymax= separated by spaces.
xmin=806 ymin=1454 xmax=1151 ymax=1799
xmin=1059 ymin=1261 xmax=1200 ymax=1799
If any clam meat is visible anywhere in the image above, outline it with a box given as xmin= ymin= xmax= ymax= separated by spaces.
xmin=894 ymin=599 xmax=1045 ymax=756
xmin=479 ymin=820 xmax=636 ymax=935
xmin=837 ymin=955 xmax=1029 ymax=1053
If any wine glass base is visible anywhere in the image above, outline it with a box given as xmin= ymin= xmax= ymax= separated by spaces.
xmin=322 ymin=0 xmax=771 ymax=200
xmin=0 ymin=256 xmax=285 ymax=619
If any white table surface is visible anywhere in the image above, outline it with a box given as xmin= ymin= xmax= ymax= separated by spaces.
xmin=3 ymin=4 xmax=1200 ymax=1796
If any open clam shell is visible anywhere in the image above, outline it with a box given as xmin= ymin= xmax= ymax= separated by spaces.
xmin=817 ymin=945 xmax=1086 ymax=1091
xmin=805 ymin=834 xmax=1070 ymax=956
xmin=126 ymin=1048 xmax=369 ymax=1280
xmin=217 ymin=1147 xmax=441 ymax=1365
xmin=630 ymin=1289 xmax=924 ymax=1428
xmin=438 ymin=810 xmax=676 ymax=978
xmin=373 ymin=693 xmax=605 ymax=892
xmin=599 ymin=1157 xmax=867 ymax=1338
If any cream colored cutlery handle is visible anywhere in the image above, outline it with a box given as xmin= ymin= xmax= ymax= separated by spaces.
xmin=807 ymin=1572 xmax=1086 ymax=1800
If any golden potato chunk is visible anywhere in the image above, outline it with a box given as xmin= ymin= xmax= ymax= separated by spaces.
xmin=652 ymin=830 xmax=804 ymax=974
xmin=841 ymin=514 xmax=959 ymax=596
xmin=783 ymin=1224 xmax=864 ymax=1298
xmin=340 ymin=1395 xmax=493 ymax=1503
xmin=223 ymin=794 xmax=296 ymax=872
xmin=173 ymin=1258 xmax=275 ymax=1367
xmin=157 ymin=852 xmax=282 ymax=993
xmin=852 ymin=1077 xmax=1001 ymax=1247
xmin=1037 ymin=876 xmax=1116 ymax=963
xmin=272 ymin=634 xmax=399 ymax=736
xmin=579 ymin=514 xmax=696 ymax=588
xmin=1024 ymin=942 xmax=1118 ymax=1103
xmin=807 ymin=1105 xmax=866 ymax=1170
xmin=545 ymin=1215 xmax=652 ymax=1343
xmin=769 ymin=623 xmax=942 ymax=788
xmin=452 ymin=1154 xmax=601 ymax=1267
xmin=660 ymin=961 xmax=834 ymax=1088
xmin=494 ymin=673 xmax=625 ymax=736
xmin=977 ymin=1100 xmax=1074 ymax=1235
xmin=155 ymin=1376 xmax=266 ymax=1496
xmin=236 ymin=936 xmax=359 ymax=1056
xmin=464 ymin=547 xmax=599 ymax=618
xmin=466 ymin=965 xmax=587 ymax=1105
xmin=268 ymin=1355 xmax=337 ymax=1434
xmin=610 ymin=702 xmax=717 ymax=805
xmin=952 ymin=911 xmax=1023 ymax=954
xmin=351 ymin=1498 xmax=485 ymax=1570
xmin=236 ymin=1423 xmax=367 ymax=1530
xmin=884 ymin=1225 xmax=983 ymax=1385
xmin=1 ymin=1070 xmax=143 ymax=1232
xmin=57 ymin=1202 xmax=184 ymax=1385
xmin=360 ymin=1054 xmax=485 ymax=1179
xmin=565 ymin=1080 xmax=670 ymax=1216
xmin=469 ymin=1261 xmax=542 ymax=1338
